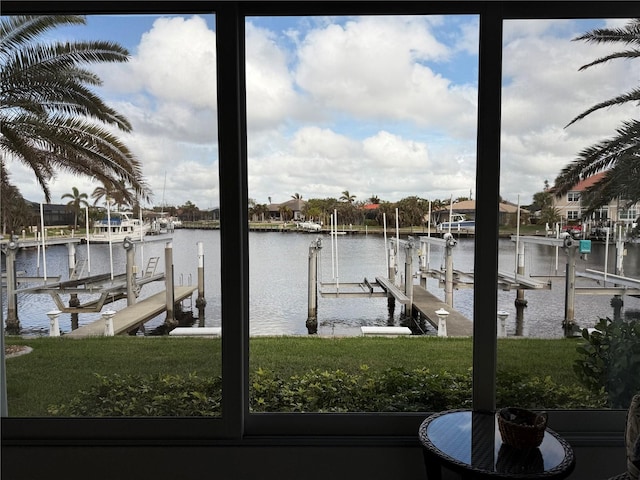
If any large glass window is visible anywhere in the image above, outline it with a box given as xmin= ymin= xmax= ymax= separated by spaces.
xmin=245 ymin=14 xmax=478 ymax=414
xmin=498 ymin=18 xmax=639 ymax=413
xmin=2 ymin=13 xmax=221 ymax=418
xmin=2 ymin=2 xmax=637 ymax=451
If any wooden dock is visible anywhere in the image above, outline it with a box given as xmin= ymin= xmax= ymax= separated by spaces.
xmin=65 ymin=286 xmax=197 ymax=338
xmin=411 ymin=285 xmax=473 ymax=336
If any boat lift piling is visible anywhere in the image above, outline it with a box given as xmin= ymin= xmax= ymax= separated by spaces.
xmin=306 ymin=237 xmax=322 ymax=334
xmin=403 ymin=238 xmax=415 ymax=316
xmin=515 ymin=240 xmax=527 ymax=335
xmin=164 ymin=241 xmax=177 ymax=328
xmin=2 ymin=237 xmax=20 ymax=333
xmin=196 ymin=241 xmax=207 ymax=326
xmin=124 ymin=237 xmax=136 ymax=306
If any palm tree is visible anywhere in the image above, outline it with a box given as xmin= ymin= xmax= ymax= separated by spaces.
xmin=0 ymin=15 xmax=151 ymax=203
xmin=61 ymin=186 xmax=89 ymax=228
xmin=91 ymin=179 xmax=130 ymax=210
xmin=291 ymin=193 xmax=302 ymax=200
xmin=340 ymin=190 xmax=356 ymax=204
xmin=554 ymin=19 xmax=640 ymax=213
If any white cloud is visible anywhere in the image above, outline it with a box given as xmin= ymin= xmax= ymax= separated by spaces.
xmin=11 ymin=15 xmax=638 ymax=211
xmin=293 ymin=16 xmax=476 ymax=135
xmin=499 ymin=19 xmax=638 ymax=202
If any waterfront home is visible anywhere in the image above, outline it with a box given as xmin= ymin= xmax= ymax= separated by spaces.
xmin=553 ymin=171 xmax=639 ymax=229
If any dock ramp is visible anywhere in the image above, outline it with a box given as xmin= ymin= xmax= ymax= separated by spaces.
xmin=66 ymin=286 xmax=197 ymax=338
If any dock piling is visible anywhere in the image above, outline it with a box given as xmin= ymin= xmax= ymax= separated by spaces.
xmin=404 ymin=238 xmax=415 ymax=316
xmin=124 ymin=237 xmax=136 ymax=306
xmin=164 ymin=242 xmax=177 ymax=328
xmin=443 ymin=233 xmax=457 ymax=307
xmin=2 ymin=237 xmax=20 ymax=334
xmin=306 ymin=238 xmax=321 ymax=334
xmin=196 ymin=241 xmax=207 ymax=326
xmin=563 ymin=238 xmax=577 ymax=336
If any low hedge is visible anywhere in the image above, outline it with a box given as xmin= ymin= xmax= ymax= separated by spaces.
xmin=49 ymin=366 xmax=606 ymax=416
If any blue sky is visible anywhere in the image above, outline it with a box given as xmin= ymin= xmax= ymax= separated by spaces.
xmin=7 ymin=14 xmax=636 ymax=210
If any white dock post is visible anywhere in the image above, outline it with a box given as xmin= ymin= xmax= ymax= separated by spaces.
xmin=47 ymin=310 xmax=62 ymax=337
xmin=102 ymin=310 xmax=116 ymax=336
xmin=435 ymin=308 xmax=449 ymax=337
xmin=497 ymin=310 xmax=509 ymax=338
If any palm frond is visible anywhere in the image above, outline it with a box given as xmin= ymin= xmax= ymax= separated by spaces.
xmin=0 ymin=16 xmax=86 ymax=56
xmin=578 ymin=49 xmax=640 ymax=71
xmin=565 ymin=87 xmax=640 ymax=127
xmin=0 ymin=15 xmax=150 ymax=203
xmin=554 ymin=119 xmax=640 ymax=205
xmin=572 ymin=20 xmax=640 ymax=47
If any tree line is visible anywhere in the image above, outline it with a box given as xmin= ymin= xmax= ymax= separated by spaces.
xmin=1 ymin=16 xmax=637 ymax=236
xmin=249 ymin=191 xmax=472 ymax=228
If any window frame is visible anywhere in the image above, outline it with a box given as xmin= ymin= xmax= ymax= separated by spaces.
xmin=567 ymin=192 xmax=581 ymax=203
xmin=1 ymin=0 xmax=633 ymax=447
xmin=567 ymin=210 xmax=580 ymax=221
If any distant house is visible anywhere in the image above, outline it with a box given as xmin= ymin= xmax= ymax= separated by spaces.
xmin=268 ymin=198 xmax=306 ymax=221
xmin=552 ymin=172 xmax=638 ymax=226
xmin=27 ymin=201 xmax=74 ymax=228
xmin=433 ymin=200 xmax=529 ymax=227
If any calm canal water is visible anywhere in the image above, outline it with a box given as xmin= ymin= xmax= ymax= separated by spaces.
xmin=3 ymin=229 xmax=639 ymax=338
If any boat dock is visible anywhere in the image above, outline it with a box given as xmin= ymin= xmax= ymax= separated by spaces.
xmin=410 ymin=285 xmax=472 ymax=336
xmin=66 ymin=286 xmax=197 ymax=338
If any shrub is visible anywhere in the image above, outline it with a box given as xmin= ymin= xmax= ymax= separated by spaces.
xmin=574 ymin=318 xmax=640 ymax=408
xmin=49 ymin=373 xmax=222 ymax=416
xmin=50 ymin=367 xmax=604 ymax=416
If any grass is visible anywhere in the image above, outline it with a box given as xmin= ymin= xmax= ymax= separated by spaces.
xmin=4 ymin=335 xmax=583 ymax=416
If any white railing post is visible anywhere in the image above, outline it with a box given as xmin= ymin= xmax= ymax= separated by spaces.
xmin=47 ymin=310 xmax=62 ymax=337
xmin=497 ymin=310 xmax=509 ymax=338
xmin=435 ymin=308 xmax=449 ymax=337
xmin=102 ymin=310 xmax=116 ymax=336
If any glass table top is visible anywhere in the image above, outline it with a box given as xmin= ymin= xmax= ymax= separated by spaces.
xmin=419 ymin=410 xmax=575 ymax=477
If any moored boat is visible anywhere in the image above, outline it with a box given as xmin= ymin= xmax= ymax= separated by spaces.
xmin=436 ymin=214 xmax=475 ymax=233
xmin=87 ymin=211 xmax=150 ymax=243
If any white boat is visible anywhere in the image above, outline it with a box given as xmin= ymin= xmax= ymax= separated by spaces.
xmin=87 ymin=211 xmax=150 ymax=243
xmin=437 ymin=214 xmax=475 ymax=233
xmin=296 ymin=221 xmax=322 ymax=232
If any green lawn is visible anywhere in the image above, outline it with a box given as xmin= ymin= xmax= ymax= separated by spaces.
xmin=4 ymin=335 xmax=583 ymax=416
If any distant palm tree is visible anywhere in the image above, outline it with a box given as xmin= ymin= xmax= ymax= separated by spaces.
xmin=61 ymin=186 xmax=89 ymax=228
xmin=555 ymin=18 xmax=640 ymax=212
xmin=0 ymin=15 xmax=151 ymax=203
xmin=91 ymin=179 xmax=130 ymax=210
xmin=340 ymin=190 xmax=356 ymax=204
xmin=279 ymin=205 xmax=292 ymax=221
xmin=291 ymin=193 xmax=302 ymax=200
xmin=368 ymin=195 xmax=380 ymax=204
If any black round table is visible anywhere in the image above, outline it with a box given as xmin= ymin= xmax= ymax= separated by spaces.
xmin=418 ymin=410 xmax=575 ymax=479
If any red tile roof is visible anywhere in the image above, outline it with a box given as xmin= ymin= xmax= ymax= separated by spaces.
xmin=571 ymin=171 xmax=606 ymax=191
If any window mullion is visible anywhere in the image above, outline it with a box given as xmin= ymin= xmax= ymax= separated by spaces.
xmin=472 ymin=4 xmax=503 ymax=413
xmin=216 ymin=2 xmax=250 ymax=439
